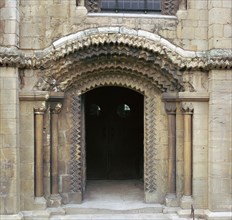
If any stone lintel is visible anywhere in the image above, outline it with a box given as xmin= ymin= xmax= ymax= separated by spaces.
xmin=162 ymin=92 xmax=209 ymax=102
xmin=19 ymin=91 xmax=64 ymax=101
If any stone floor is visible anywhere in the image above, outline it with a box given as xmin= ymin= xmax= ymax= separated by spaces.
xmin=1 ymin=180 xmax=201 ymax=219
xmin=59 ymin=180 xmax=192 ymax=219
xmin=64 ymin=180 xmax=162 ymax=213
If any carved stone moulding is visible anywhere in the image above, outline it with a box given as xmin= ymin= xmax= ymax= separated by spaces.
xmin=69 ymin=71 xmax=159 ymax=201
xmin=0 ymin=28 xmax=231 ymax=70
xmin=35 ymin=53 xmax=183 ymax=93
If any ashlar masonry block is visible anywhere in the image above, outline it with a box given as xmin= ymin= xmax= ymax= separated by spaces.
xmin=209 ymin=8 xmax=231 ymax=25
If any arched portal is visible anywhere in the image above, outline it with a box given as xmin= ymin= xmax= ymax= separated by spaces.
xmin=33 ymin=29 xmax=184 ymax=204
xmin=66 ymin=71 xmax=162 ymax=204
xmin=85 ymin=86 xmax=144 ymax=180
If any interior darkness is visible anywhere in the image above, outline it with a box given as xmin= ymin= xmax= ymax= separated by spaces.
xmin=85 ymin=86 xmax=144 ymax=180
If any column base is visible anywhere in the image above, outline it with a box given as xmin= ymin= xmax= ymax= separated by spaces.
xmin=145 ymin=191 xmax=160 ymax=203
xmin=69 ymin=192 xmax=83 ymax=204
xmin=34 ymin=197 xmax=47 ymax=210
xmin=180 ymin=195 xmax=193 ymax=209
xmin=165 ymin=193 xmax=178 ymax=207
xmin=48 ymin=194 xmax=62 ymax=207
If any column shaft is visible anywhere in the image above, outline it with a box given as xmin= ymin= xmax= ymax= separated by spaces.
xmin=35 ymin=113 xmax=44 ymax=197
xmin=168 ymin=114 xmax=176 ymax=193
xmin=183 ymin=114 xmax=192 ymax=196
xmin=51 ymin=113 xmax=59 ymax=194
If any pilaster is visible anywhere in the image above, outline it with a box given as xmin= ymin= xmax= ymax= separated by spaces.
xmin=208 ymin=70 xmax=232 ymax=211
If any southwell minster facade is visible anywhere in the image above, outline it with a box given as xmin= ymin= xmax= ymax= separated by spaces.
xmin=0 ymin=0 xmax=231 ymax=219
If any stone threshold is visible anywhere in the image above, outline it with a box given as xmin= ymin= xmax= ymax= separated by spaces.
xmin=1 ymin=209 xmax=231 ymax=220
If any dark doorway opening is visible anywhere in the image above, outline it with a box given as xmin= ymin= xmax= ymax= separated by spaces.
xmin=85 ymin=86 xmax=144 ymax=180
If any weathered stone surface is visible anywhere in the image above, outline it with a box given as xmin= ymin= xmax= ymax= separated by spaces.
xmin=0 ymin=1 xmax=231 ymax=219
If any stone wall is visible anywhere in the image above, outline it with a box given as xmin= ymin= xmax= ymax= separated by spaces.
xmin=208 ymin=0 xmax=232 ymax=49
xmin=0 ymin=0 xmax=19 ymax=47
xmin=18 ymin=0 xmax=229 ymax=51
xmin=0 ymin=0 xmax=231 ymax=218
xmin=0 ymin=67 xmax=20 ymax=214
xmin=208 ymin=70 xmax=232 ymax=212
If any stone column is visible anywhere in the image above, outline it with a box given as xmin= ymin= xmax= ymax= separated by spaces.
xmin=180 ymin=102 xmax=194 ymax=209
xmin=166 ymin=103 xmax=177 ymax=193
xmin=50 ymin=103 xmax=62 ymax=194
xmin=34 ymin=105 xmax=46 ymax=197
xmin=165 ymin=102 xmax=178 ymax=206
xmin=49 ymin=102 xmax=62 ymax=207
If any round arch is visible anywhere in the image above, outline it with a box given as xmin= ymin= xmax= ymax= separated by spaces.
xmin=66 ymin=70 xmax=167 ymax=203
xmin=36 ymin=28 xmax=183 ymax=203
xmin=34 ymin=28 xmax=186 ymax=93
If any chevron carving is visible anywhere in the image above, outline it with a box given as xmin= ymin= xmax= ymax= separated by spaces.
xmin=69 ymin=72 xmax=158 ymax=195
xmin=70 ymin=95 xmax=82 ymax=193
xmin=161 ymin=0 xmax=179 ymax=15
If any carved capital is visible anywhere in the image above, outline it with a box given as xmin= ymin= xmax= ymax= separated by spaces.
xmin=181 ymin=102 xmax=194 ymax=114
xmin=34 ymin=102 xmax=47 ymax=114
xmin=50 ymin=102 xmax=62 ymax=114
xmin=165 ymin=102 xmax=177 ymax=115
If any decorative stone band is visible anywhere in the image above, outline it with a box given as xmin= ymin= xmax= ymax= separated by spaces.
xmin=0 ymin=27 xmax=231 ymax=70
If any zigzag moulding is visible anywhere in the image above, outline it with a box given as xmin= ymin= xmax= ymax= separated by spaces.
xmin=0 ymin=27 xmax=231 ymax=70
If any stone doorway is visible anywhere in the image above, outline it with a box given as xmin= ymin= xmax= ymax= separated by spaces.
xmin=69 ymin=73 xmax=163 ymax=203
xmin=85 ymin=86 xmax=144 ymax=180
xmin=84 ymin=86 xmax=144 ymax=201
